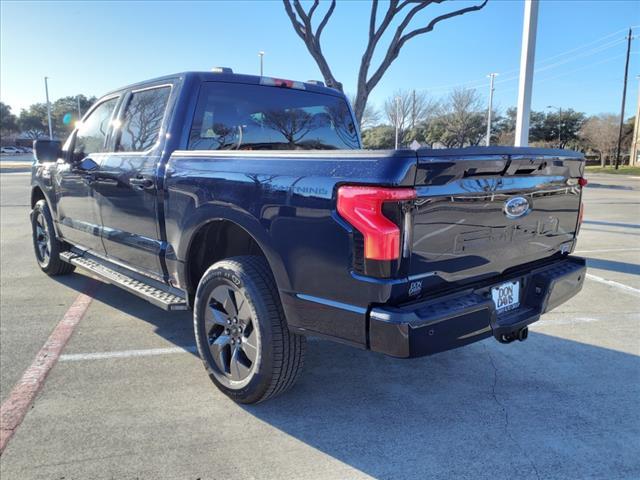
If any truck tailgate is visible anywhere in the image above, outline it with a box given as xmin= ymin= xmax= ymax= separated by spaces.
xmin=410 ymin=148 xmax=584 ymax=288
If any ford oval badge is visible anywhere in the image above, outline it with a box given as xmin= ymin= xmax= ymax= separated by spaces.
xmin=504 ymin=196 xmax=530 ymax=219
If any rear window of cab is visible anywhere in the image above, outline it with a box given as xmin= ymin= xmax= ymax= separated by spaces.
xmin=188 ymin=82 xmax=359 ymax=151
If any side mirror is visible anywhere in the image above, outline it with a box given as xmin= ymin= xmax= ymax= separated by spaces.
xmin=33 ymin=139 xmax=62 ymax=163
xmin=78 ymin=157 xmax=99 ymax=171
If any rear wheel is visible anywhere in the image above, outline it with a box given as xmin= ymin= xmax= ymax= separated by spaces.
xmin=31 ymin=199 xmax=75 ymax=276
xmin=194 ymin=256 xmax=305 ymax=404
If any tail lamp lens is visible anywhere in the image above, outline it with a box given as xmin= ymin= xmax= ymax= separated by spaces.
xmin=337 ymin=186 xmax=416 ymax=261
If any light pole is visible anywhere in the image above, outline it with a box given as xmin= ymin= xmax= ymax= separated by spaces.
xmin=614 ymin=28 xmax=634 ymax=169
xmin=77 ymin=95 xmax=82 ymax=120
xmin=394 ymin=96 xmax=401 ymax=149
xmin=546 ymin=105 xmax=562 ymax=147
xmin=258 ymin=51 xmax=265 ymax=76
xmin=44 ymin=76 xmax=53 ymax=139
xmin=514 ymin=0 xmax=539 ymax=147
xmin=630 ymin=75 xmax=640 ymax=166
xmin=486 ymin=73 xmax=498 ymax=146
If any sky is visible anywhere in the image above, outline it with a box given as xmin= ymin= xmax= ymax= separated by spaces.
xmin=1 ymin=0 xmax=639 ymax=119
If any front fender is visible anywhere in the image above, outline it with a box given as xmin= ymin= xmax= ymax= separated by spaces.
xmin=31 ymin=162 xmax=62 ymax=236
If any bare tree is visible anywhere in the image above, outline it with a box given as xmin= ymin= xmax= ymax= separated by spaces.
xmin=580 ymin=114 xmax=620 ymax=166
xmin=282 ymin=0 xmax=488 ymax=125
xmin=348 ymin=94 xmax=381 ymax=129
xmin=120 ymin=89 xmax=169 ymax=151
xmin=384 ymin=89 xmax=437 ymax=144
xmin=427 ymin=88 xmax=485 ymax=147
xmin=261 ymin=109 xmax=316 ymax=147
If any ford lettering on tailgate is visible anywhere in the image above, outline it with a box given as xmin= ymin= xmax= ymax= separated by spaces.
xmin=454 ymin=217 xmax=560 ymax=253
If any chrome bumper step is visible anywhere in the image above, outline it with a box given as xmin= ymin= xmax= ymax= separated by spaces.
xmin=60 ymin=251 xmax=188 ymax=311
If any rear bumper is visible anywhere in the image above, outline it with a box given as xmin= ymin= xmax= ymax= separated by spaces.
xmin=368 ymin=256 xmax=586 ymax=358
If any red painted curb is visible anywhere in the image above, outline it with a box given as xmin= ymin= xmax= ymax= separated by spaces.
xmin=0 ymin=280 xmax=98 ymax=455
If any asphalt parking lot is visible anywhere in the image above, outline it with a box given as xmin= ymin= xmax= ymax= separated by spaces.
xmin=0 ymin=169 xmax=638 ymax=479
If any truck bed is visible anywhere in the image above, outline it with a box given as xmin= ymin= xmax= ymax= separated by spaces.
xmin=164 ymin=146 xmax=584 ymax=347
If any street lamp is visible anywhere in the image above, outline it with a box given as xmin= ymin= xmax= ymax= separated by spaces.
xmin=486 ymin=73 xmax=498 ymax=146
xmin=546 ymin=105 xmax=563 ymax=147
xmin=258 ymin=51 xmax=265 ymax=76
xmin=394 ymin=96 xmax=401 ymax=149
xmin=44 ymin=76 xmax=53 ymax=139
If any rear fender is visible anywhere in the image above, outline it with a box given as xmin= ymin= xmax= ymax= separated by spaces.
xmin=174 ymin=204 xmax=291 ymax=294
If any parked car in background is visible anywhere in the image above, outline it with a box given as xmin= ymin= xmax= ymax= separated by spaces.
xmin=1 ymin=146 xmax=21 ymax=154
xmin=30 ymin=70 xmax=587 ymax=404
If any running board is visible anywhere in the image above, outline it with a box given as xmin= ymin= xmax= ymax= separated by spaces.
xmin=60 ymin=251 xmax=188 ymax=311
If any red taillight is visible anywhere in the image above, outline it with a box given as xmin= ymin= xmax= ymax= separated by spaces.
xmin=578 ymin=177 xmax=588 ymax=187
xmin=337 ymin=186 xmax=416 ymax=261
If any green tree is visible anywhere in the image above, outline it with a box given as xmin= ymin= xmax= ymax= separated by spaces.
xmin=51 ymin=95 xmax=96 ymax=139
xmin=539 ymin=109 xmax=586 ymax=149
xmin=495 ymin=108 xmax=586 ymax=149
xmin=0 ymin=102 xmax=19 ymax=136
xmin=361 ymin=125 xmax=395 ymax=149
xmin=16 ymin=95 xmax=96 ymax=140
xmin=18 ymin=103 xmax=49 ymax=139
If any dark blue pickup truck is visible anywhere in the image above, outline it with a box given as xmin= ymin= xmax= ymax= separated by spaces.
xmin=31 ymin=70 xmax=587 ymax=403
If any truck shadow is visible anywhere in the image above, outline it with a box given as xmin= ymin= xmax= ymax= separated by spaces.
xmin=52 ymin=274 xmax=640 ymax=479
xmin=586 ymin=257 xmax=640 ymax=276
xmin=53 ymin=275 xmax=196 ymax=351
xmin=582 ymin=220 xmax=640 ymax=229
xmin=585 ymin=183 xmax=634 ymax=191
xmin=240 ymin=333 xmax=640 ymax=479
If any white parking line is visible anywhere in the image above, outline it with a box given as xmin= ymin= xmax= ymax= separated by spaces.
xmin=586 ymin=273 xmax=640 ymax=298
xmin=575 ymin=248 xmax=640 ymax=254
xmin=50 ymin=275 xmax=640 ymax=365
xmin=533 ymin=316 xmax=600 ymax=327
xmin=59 ymin=346 xmax=197 ymax=362
xmin=0 ymin=280 xmax=98 ymax=453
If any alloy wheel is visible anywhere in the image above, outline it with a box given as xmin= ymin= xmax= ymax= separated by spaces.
xmin=34 ymin=212 xmax=51 ymax=265
xmin=205 ymin=285 xmax=259 ymax=382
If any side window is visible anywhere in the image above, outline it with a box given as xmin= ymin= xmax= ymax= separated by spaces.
xmin=73 ymin=97 xmax=118 ymax=160
xmin=117 ymin=86 xmax=171 ymax=152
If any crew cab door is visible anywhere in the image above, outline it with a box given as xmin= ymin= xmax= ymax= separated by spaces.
xmin=92 ymin=84 xmax=172 ymax=279
xmin=55 ymin=96 xmax=120 ymax=254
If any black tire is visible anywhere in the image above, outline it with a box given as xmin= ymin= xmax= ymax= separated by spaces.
xmin=194 ymin=256 xmax=305 ymax=404
xmin=31 ymin=199 xmax=75 ymax=276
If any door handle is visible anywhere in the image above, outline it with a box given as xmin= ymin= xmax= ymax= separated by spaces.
xmin=129 ymin=176 xmax=154 ymax=190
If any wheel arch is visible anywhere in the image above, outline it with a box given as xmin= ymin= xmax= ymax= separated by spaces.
xmin=30 ymin=185 xmax=47 ymax=209
xmin=182 ymin=217 xmax=291 ymax=298
xmin=30 ymin=185 xmax=63 ymax=238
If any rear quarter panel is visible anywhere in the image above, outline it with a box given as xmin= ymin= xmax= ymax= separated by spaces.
xmin=163 ymin=150 xmax=417 ymax=346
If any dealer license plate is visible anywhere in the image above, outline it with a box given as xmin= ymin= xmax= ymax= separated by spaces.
xmin=491 ymin=281 xmax=520 ymax=314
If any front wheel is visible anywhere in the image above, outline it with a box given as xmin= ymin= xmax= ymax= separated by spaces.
xmin=31 ymin=199 xmax=75 ymax=276
xmin=194 ymin=256 xmax=305 ymax=404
